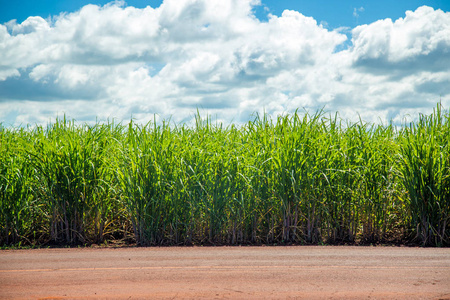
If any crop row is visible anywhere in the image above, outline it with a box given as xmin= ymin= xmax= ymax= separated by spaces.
xmin=1 ymin=105 xmax=449 ymax=247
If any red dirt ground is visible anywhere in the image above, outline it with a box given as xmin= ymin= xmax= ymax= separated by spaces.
xmin=1 ymin=246 xmax=449 ymax=299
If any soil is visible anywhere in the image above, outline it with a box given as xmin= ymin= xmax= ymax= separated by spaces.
xmin=1 ymin=246 xmax=449 ymax=299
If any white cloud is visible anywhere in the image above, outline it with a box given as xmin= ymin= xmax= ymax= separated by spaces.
xmin=0 ymin=2 xmax=449 ymax=127
xmin=351 ymin=6 xmax=450 ymax=71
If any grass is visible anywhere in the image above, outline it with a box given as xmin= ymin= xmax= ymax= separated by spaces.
xmin=397 ymin=104 xmax=450 ymax=245
xmin=1 ymin=104 xmax=449 ymax=247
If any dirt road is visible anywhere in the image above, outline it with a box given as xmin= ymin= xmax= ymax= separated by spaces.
xmin=1 ymin=246 xmax=449 ymax=299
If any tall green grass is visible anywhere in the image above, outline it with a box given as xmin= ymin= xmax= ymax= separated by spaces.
xmin=1 ymin=105 xmax=449 ymax=247
xmin=398 ymin=105 xmax=450 ymax=245
xmin=18 ymin=118 xmax=123 ymax=245
xmin=0 ymin=127 xmax=35 ymax=245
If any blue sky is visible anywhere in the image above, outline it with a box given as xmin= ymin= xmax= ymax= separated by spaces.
xmin=1 ymin=0 xmax=450 ymax=126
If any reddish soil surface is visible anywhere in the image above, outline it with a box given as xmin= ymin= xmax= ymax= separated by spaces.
xmin=1 ymin=246 xmax=449 ymax=299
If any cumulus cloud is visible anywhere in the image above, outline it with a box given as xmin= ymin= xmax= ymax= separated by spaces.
xmin=0 ymin=1 xmax=449 ymax=126
xmin=351 ymin=6 xmax=450 ymax=73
